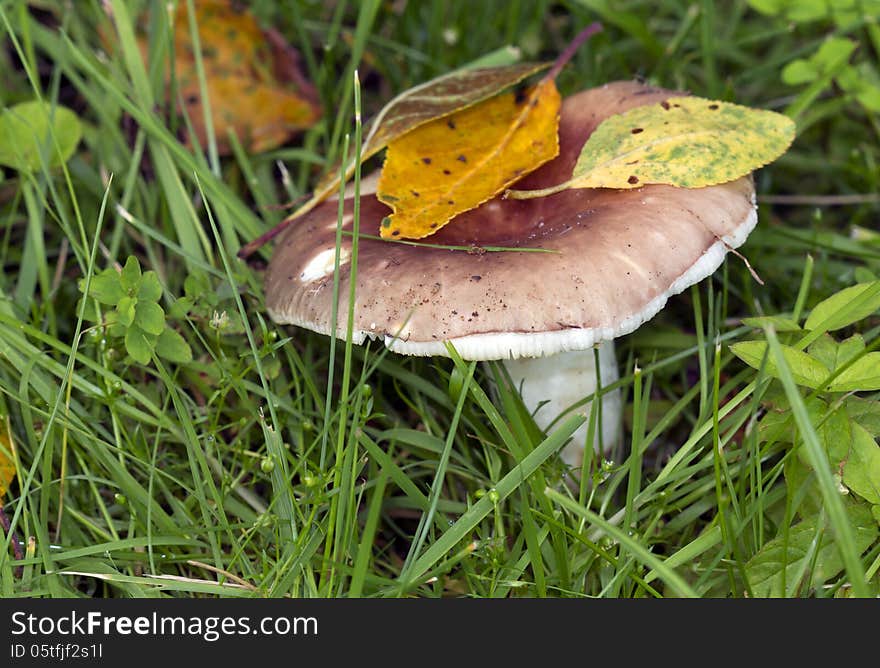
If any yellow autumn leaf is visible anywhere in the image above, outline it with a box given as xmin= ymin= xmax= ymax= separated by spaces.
xmin=184 ymin=74 xmax=319 ymax=155
xmin=376 ymin=80 xmax=561 ymax=239
xmin=507 ymin=95 xmax=796 ymax=198
xmin=0 ymin=425 xmax=15 ymax=500
xmin=126 ymin=0 xmax=320 ymax=155
xmin=169 ymin=0 xmax=265 ymax=74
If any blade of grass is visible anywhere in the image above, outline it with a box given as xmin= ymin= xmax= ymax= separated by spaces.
xmin=398 ymin=412 xmax=585 ymax=592
xmin=545 ymin=487 xmax=698 ymax=598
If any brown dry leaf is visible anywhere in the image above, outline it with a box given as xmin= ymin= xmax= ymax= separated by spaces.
xmin=376 ymin=80 xmax=561 ymax=239
xmin=236 ymin=22 xmax=600 ymax=258
xmin=309 ymin=63 xmax=550 ymax=213
xmin=143 ymin=0 xmax=320 ymax=154
xmin=235 ymin=61 xmax=550 ymax=258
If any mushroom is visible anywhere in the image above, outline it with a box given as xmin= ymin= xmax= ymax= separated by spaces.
xmin=264 ymin=81 xmax=758 ymax=469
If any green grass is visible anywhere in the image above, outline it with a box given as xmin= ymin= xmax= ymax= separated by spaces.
xmin=0 ymin=0 xmax=879 ymax=598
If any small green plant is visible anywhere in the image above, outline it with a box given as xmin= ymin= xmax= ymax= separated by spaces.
xmin=748 ymin=0 xmax=880 ymax=26
xmin=782 ymin=37 xmax=880 ymax=114
xmin=81 ymin=256 xmax=193 ymax=365
xmin=748 ymin=1 xmax=880 ymax=117
xmin=731 ymin=278 xmax=880 ymax=595
xmin=169 ymin=271 xmax=245 ymax=337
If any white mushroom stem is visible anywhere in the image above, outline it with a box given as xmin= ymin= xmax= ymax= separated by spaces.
xmin=499 ymin=342 xmax=621 ymax=469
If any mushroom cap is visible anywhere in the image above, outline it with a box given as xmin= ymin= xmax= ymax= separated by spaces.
xmin=264 ymin=81 xmax=757 ymax=361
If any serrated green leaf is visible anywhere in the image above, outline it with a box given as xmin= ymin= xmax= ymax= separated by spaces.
xmin=843 ymin=424 xmax=880 ymax=504
xmin=138 ymin=271 xmax=163 ymax=302
xmin=741 ymin=315 xmax=802 ymax=332
xmin=745 ymin=504 xmax=877 ymax=597
xmin=827 ymin=353 xmax=880 ymax=392
xmin=83 ymin=268 xmax=124 ymax=306
xmin=124 ymin=326 xmax=154 ymax=365
xmin=116 ymin=296 xmax=137 ymax=327
xmin=804 ymin=281 xmax=880 ymax=332
xmin=730 ymin=340 xmax=831 ymax=389
xmin=0 ymin=101 xmax=82 ymax=172
xmin=120 ymin=256 xmax=142 ymax=293
xmin=134 ymin=300 xmax=165 ymax=336
xmin=507 ymin=95 xmax=795 ymax=197
xmin=155 ymin=328 xmax=192 ymax=364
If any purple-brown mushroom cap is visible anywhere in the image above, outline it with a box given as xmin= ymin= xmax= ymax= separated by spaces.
xmin=264 ymin=81 xmax=757 ymax=360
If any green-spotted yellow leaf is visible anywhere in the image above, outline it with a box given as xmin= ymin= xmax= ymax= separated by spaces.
xmin=729 ymin=340 xmax=830 ymax=389
xmin=0 ymin=100 xmax=82 ymax=172
xmin=506 ymin=95 xmax=795 ymax=198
